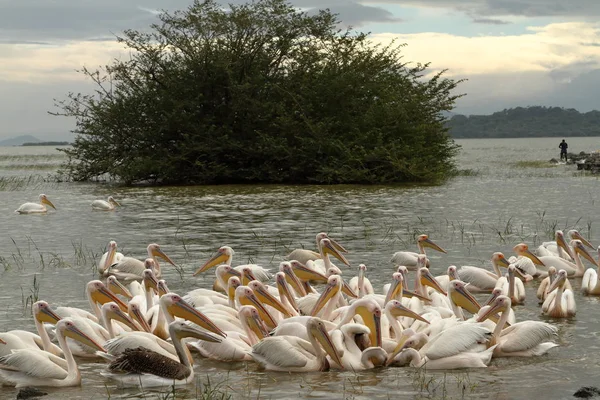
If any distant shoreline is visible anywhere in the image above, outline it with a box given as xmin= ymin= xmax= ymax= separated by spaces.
xmin=21 ymin=141 xmax=71 ymax=146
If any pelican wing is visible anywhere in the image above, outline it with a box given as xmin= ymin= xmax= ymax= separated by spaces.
xmin=457 ymin=267 xmax=497 ymax=290
xmin=251 ymin=337 xmax=309 ymax=368
xmin=423 ymin=324 xmax=492 ymax=360
xmin=499 ymin=321 xmax=558 ymax=353
xmin=104 ymin=333 xmax=178 ymax=361
xmin=286 ymin=249 xmax=321 ymax=265
xmin=108 ymin=257 xmax=145 ymax=276
xmin=0 ymin=349 xmax=68 ymax=379
xmin=109 ymin=347 xmax=190 ymax=380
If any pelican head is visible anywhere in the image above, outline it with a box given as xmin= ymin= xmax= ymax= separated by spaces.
xmin=241 ymin=267 xmax=258 ymax=286
xmin=148 ymin=244 xmax=176 ymax=266
xmin=477 ymin=295 xmax=511 ymax=323
xmin=568 ymin=230 xmax=594 ymax=249
xmin=239 ymin=305 xmax=270 ymax=341
xmin=484 ymin=287 xmax=503 ymax=307
xmin=160 ymin=293 xmax=226 ymax=337
xmin=39 ymin=194 xmax=56 ymax=210
xmin=101 ymin=302 xmax=138 ymax=331
xmin=547 ymin=269 xmax=569 ymax=293
xmin=385 ymin=300 xmax=430 ymax=324
xmin=306 ymin=318 xmax=344 ymax=369
xmin=194 ymin=246 xmax=233 ymax=275
xmin=290 ymin=260 xmax=328 ymax=283
xmin=107 ymin=196 xmax=121 ymax=207
xmin=143 ymin=268 xmax=159 ymax=293
xmin=384 ymin=272 xmax=404 ymax=304
xmin=33 ymin=301 xmax=61 ymax=324
xmin=555 ymin=231 xmax=576 ymax=260
xmin=317 ymin=232 xmax=348 ymax=254
xmin=227 ymin=276 xmax=242 ymax=299
xmin=513 ymin=243 xmax=545 ymax=266
xmin=248 ymin=280 xmax=292 ymax=317
xmin=571 ymin=239 xmax=598 ymax=266
xmin=491 ymin=252 xmax=510 ymax=268
xmin=449 ymin=280 xmax=481 ymax=314
xmin=87 ymin=280 xmax=128 ymax=312
xmin=320 ymin=238 xmax=351 ymax=266
xmin=447 ymin=265 xmax=459 ymax=280
xmin=310 ymin=274 xmax=343 ymax=316
xmin=418 ymin=267 xmax=447 ymax=296
xmin=102 ymin=241 xmax=119 ymax=272
xmin=107 ymin=276 xmax=133 ymax=300
xmin=345 ymin=298 xmax=382 ymax=348
xmin=386 ymin=328 xmax=416 ymax=365
xmin=235 ymin=286 xmax=277 ymax=329
xmin=417 ymin=234 xmax=446 ymax=253
xmin=279 ymin=261 xmax=306 ymax=296
xmin=157 ymin=280 xmax=170 ymax=296
xmin=128 ymin=298 xmax=152 ymax=332
xmin=275 ymin=272 xmax=298 ymax=312
xmin=57 ymin=318 xmax=106 ymax=352
xmin=168 ymin=321 xmax=223 ymax=343
xmin=327 ymin=265 xmax=343 ymax=277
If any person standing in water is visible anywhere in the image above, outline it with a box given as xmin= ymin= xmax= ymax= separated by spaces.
xmin=559 ymin=139 xmax=568 ymax=161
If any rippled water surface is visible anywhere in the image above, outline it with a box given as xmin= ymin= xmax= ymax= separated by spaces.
xmin=0 ymin=138 xmax=599 ymax=399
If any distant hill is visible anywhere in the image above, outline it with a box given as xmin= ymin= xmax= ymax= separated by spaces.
xmin=446 ymin=106 xmax=600 ymax=138
xmin=22 ymin=141 xmax=70 ymax=146
xmin=0 ymin=135 xmax=41 ymax=146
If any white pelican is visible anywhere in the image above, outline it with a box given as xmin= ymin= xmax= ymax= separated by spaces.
xmin=542 ymin=269 xmax=576 ymax=318
xmin=98 ymin=241 xmax=124 ymax=276
xmin=329 ymin=324 xmax=386 ymax=370
xmin=286 ymin=232 xmax=348 ymax=265
xmin=0 ymin=318 xmax=105 ymax=388
xmin=390 ymin=234 xmax=446 ymax=269
xmin=497 ymin=265 xmax=526 ymax=305
xmin=15 ymin=194 xmax=56 ymax=214
xmin=250 ymin=317 xmax=344 ymax=372
xmin=103 ymin=321 xmax=222 ymax=387
xmin=91 ymin=196 xmax=121 ymax=211
xmin=537 ymin=266 xmax=558 ymax=303
xmin=514 ymin=241 xmax=595 ymax=278
xmin=104 ymin=243 xmax=176 ymax=281
xmin=536 ymin=230 xmax=594 ymax=260
xmin=349 ymin=264 xmax=374 ymax=297
xmin=581 ymin=245 xmax=600 ymax=295
xmin=304 ymin=238 xmax=351 ymax=275
xmin=457 ymin=252 xmax=510 ymax=293
xmin=478 ymin=295 xmax=559 ymax=357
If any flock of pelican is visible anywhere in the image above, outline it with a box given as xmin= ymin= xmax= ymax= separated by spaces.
xmin=15 ymin=194 xmax=120 ymax=214
xmin=2 ymin=228 xmax=598 ymax=391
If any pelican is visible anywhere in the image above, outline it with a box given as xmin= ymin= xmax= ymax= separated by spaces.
xmin=515 ymin=241 xmax=595 ymax=278
xmin=390 ymin=234 xmax=446 ymax=270
xmin=537 ymin=266 xmax=558 ymax=303
xmin=581 ymin=245 xmax=600 ymax=295
xmin=304 ymin=238 xmax=351 ymax=275
xmin=478 ymin=295 xmax=559 ymax=357
xmin=15 ymin=194 xmax=56 ymax=214
xmin=104 ymin=243 xmax=176 ymax=281
xmin=536 ymin=230 xmax=594 ymax=260
xmin=91 ymin=196 xmax=121 ymax=211
xmin=103 ymin=321 xmax=222 ymax=387
xmin=286 ymin=232 xmax=348 ymax=265
xmin=98 ymin=241 xmax=124 ymax=276
xmin=349 ymin=264 xmax=374 ymax=297
xmin=457 ymin=252 xmax=510 ymax=293
xmin=0 ymin=318 xmax=106 ymax=388
xmin=542 ymin=269 xmax=576 ymax=318
xmin=329 ymin=324 xmax=386 ymax=370
xmin=497 ymin=265 xmax=526 ymax=305
xmin=250 ymin=317 xmax=344 ymax=372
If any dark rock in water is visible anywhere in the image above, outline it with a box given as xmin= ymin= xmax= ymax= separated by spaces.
xmin=16 ymin=387 xmax=48 ymax=399
xmin=549 ymin=158 xmax=559 ymax=164
xmin=574 ymin=386 xmax=600 ymax=398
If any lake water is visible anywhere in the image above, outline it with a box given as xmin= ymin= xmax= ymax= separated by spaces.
xmin=0 ymin=137 xmax=599 ymax=399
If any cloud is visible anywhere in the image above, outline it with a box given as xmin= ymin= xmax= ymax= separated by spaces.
xmin=472 ymin=18 xmax=510 ymax=25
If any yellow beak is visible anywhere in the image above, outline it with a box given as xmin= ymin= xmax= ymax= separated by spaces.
xmin=165 ymin=296 xmax=227 ymax=338
xmin=42 ymin=197 xmax=56 ymax=210
xmin=194 ymin=252 xmax=229 ymax=276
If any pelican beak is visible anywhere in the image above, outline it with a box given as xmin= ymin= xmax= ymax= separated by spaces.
xmin=157 ymin=280 xmax=170 ymax=296
xmin=92 ymin=285 xmax=129 ymax=312
xmin=292 ymin=263 xmax=328 ymax=283
xmin=476 ymin=301 xmax=505 ymax=324
xmin=484 ymin=289 xmax=501 ymax=307
xmin=36 ymin=305 xmax=62 ymax=324
xmin=574 ymin=241 xmax=598 ymax=266
xmin=177 ymin=323 xmax=223 ymax=343
xmin=402 ymin=289 xmax=430 ymax=302
xmin=42 ymin=197 xmax=56 ymax=210
xmin=571 ymin=231 xmax=594 ymax=249
xmin=518 ymin=247 xmax=545 ymax=266
xmin=342 ymin=279 xmax=358 ymax=298
xmin=310 ymin=280 xmax=340 ymax=316
xmin=387 ymin=302 xmax=430 ymax=324
xmin=103 ymin=245 xmax=117 ymax=274
xmin=241 ymin=269 xmax=258 ymax=286
xmin=357 ymin=307 xmax=382 ymax=348
xmin=420 ymin=269 xmax=447 ymax=296
xmin=152 ymin=248 xmax=176 ymax=266
xmin=244 ymin=309 xmax=270 ymax=339
xmin=194 ymin=252 xmax=229 ymax=275
xmin=384 ymin=277 xmax=403 ymax=304
xmin=108 ymin=307 xmax=139 ymax=331
xmin=310 ymin=320 xmax=344 ymax=369
xmin=511 ymin=266 xmax=529 ymax=282
xmin=63 ymin=323 xmax=106 ymax=353
xmin=547 ymin=273 xmax=566 ymax=293
xmin=281 ymin=265 xmax=307 ymax=297
xmin=422 ymin=238 xmax=447 ymax=254
xmin=253 ymin=282 xmax=293 ymax=317
xmin=556 ymin=234 xmax=576 ymax=260
xmin=128 ymin=305 xmax=152 ymax=332
xmin=167 ymin=298 xmax=227 ymax=338
xmin=0 ymin=338 xmax=5 ymax=344
xmin=108 ymin=278 xmax=133 ymax=300
xmin=496 ymin=255 xmax=510 ymax=268
xmin=110 ymin=199 xmax=121 ymax=207
xmin=450 ymin=283 xmax=481 ymax=314
xmin=276 ymin=274 xmax=299 ymax=312
xmin=329 ymin=237 xmax=349 ymax=254
xmin=239 ymin=291 xmax=278 ymax=330
xmin=322 ymin=240 xmax=351 ymax=266
xmin=143 ymin=270 xmax=159 ymax=294
xmin=386 ymin=333 xmax=411 ymax=366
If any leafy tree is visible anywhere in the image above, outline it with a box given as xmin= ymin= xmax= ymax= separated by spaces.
xmin=53 ymin=0 xmax=462 ymax=185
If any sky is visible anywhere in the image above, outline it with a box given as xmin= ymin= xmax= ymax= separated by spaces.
xmin=1 ymin=0 xmax=600 ymax=140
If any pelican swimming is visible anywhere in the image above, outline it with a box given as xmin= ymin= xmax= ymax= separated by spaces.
xmin=103 ymin=321 xmax=222 ymax=387
xmin=250 ymin=317 xmax=343 ymax=372
xmin=536 ymin=230 xmax=594 ymax=260
xmin=91 ymin=196 xmax=121 ymax=211
xmin=98 ymin=241 xmax=124 ymax=276
xmin=542 ymin=269 xmax=576 ymax=317
xmin=478 ymin=295 xmax=559 ymax=357
xmin=329 ymin=324 xmax=386 ymax=370
xmin=390 ymin=234 xmax=446 ymax=269
xmin=457 ymin=252 xmax=510 ymax=293
xmin=104 ymin=243 xmax=176 ymax=281
xmin=349 ymin=264 xmax=374 ymax=297
xmin=304 ymin=238 xmax=351 ymax=275
xmin=15 ymin=194 xmax=56 ymax=214
xmin=286 ymin=232 xmax=348 ymax=266
xmin=0 ymin=318 xmax=106 ymax=388
xmin=581 ymin=245 xmax=600 ymax=295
